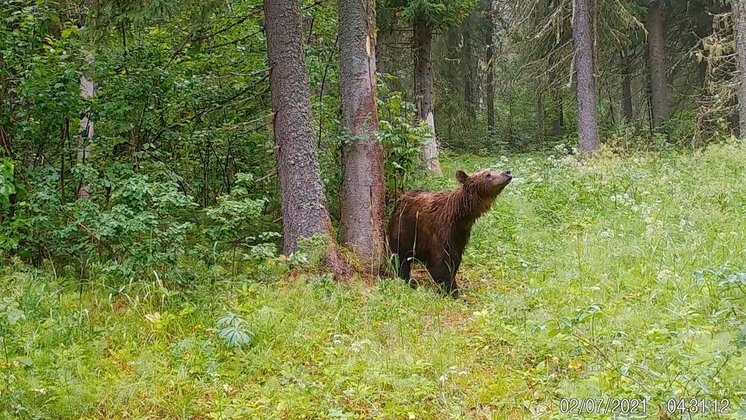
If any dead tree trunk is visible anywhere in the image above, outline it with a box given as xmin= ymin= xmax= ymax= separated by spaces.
xmin=572 ymin=0 xmax=600 ymax=153
xmin=413 ymin=14 xmax=442 ymax=175
xmin=337 ymin=0 xmax=386 ymax=272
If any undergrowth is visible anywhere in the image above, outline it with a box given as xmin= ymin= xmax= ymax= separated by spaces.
xmin=1 ymin=141 xmax=745 ymax=418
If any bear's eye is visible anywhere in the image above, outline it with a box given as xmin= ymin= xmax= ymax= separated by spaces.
xmin=486 ymin=173 xmax=492 ymax=178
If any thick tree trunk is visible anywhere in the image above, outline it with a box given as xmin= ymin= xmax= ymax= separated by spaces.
xmin=337 ymin=0 xmax=386 ymax=272
xmin=77 ymin=54 xmax=94 ymax=200
xmin=620 ymin=51 xmax=633 ymax=123
xmin=735 ymin=0 xmax=746 ymax=136
xmin=264 ymin=0 xmax=346 ymax=278
xmin=646 ymin=2 xmax=670 ymax=129
xmin=413 ymin=15 xmax=442 ymax=175
xmin=572 ymin=0 xmax=600 ymax=153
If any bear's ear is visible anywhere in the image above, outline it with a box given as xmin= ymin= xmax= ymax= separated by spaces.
xmin=456 ymin=170 xmax=469 ymax=184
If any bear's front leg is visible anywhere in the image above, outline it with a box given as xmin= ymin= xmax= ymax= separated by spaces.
xmin=426 ymin=259 xmax=460 ymax=298
xmin=396 ymin=252 xmax=414 ymax=286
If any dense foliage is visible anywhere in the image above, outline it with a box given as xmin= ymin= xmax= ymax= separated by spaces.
xmin=0 ymin=0 xmax=428 ymax=277
xmin=2 ymin=0 xmax=743 ymax=271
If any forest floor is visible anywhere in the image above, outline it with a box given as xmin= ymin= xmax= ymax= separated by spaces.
xmin=2 ymin=142 xmax=746 ymax=419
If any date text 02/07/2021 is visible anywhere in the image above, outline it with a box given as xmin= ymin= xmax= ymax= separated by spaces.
xmin=559 ymin=398 xmax=648 ymax=415
xmin=558 ymin=398 xmax=731 ymax=415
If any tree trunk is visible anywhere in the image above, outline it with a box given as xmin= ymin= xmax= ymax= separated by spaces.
xmin=619 ymin=48 xmax=634 ymax=123
xmin=549 ymin=51 xmax=563 ymax=136
xmin=77 ymin=53 xmax=94 ymax=200
xmin=646 ymin=2 xmax=670 ymax=129
xmin=535 ymin=88 xmax=544 ymax=142
xmin=485 ymin=0 xmax=496 ymax=132
xmin=337 ymin=0 xmax=386 ymax=272
xmin=507 ymin=89 xmax=513 ymax=142
xmin=694 ymin=3 xmax=711 ymax=90
xmin=551 ymin=91 xmax=563 ymax=136
xmin=413 ymin=14 xmax=442 ymax=175
xmin=463 ymin=22 xmax=477 ymax=122
xmin=735 ymin=0 xmax=746 ymax=136
xmin=376 ymin=27 xmax=386 ymax=76
xmin=620 ymin=51 xmax=633 ymax=123
xmin=485 ymin=56 xmax=495 ymax=130
xmin=264 ymin=0 xmax=348 ymax=281
xmin=572 ymin=0 xmax=600 ymax=153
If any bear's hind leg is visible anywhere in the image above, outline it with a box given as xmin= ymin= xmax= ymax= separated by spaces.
xmin=426 ymin=260 xmax=459 ymax=298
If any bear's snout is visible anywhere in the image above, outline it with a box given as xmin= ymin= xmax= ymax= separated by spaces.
xmin=498 ymin=170 xmax=512 ymax=185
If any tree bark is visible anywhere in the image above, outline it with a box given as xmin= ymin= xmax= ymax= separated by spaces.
xmin=463 ymin=21 xmax=477 ymax=122
xmin=735 ymin=0 xmax=746 ymax=136
xmin=337 ymin=0 xmax=386 ymax=272
xmin=646 ymin=2 xmax=670 ymax=129
xmin=376 ymin=27 xmax=386 ymax=76
xmin=485 ymin=0 xmax=496 ymax=132
xmin=413 ymin=14 xmax=442 ymax=175
xmin=620 ymin=51 xmax=634 ymax=123
xmin=572 ymin=0 xmax=600 ymax=153
xmin=694 ymin=2 xmax=712 ymax=90
xmin=551 ymin=90 xmax=563 ymax=136
xmin=264 ymin=0 xmax=346 ymax=279
xmin=485 ymin=56 xmax=495 ymax=130
xmin=549 ymin=51 xmax=563 ymax=136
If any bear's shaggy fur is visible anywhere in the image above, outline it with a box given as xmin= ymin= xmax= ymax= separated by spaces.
xmin=387 ymin=169 xmax=512 ymax=297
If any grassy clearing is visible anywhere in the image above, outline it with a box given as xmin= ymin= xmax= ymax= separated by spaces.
xmin=1 ymin=142 xmax=746 ymax=419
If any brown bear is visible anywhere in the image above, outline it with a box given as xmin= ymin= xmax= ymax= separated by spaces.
xmin=387 ymin=169 xmax=512 ymax=297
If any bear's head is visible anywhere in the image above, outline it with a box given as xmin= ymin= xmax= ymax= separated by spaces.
xmin=456 ymin=169 xmax=512 ymax=198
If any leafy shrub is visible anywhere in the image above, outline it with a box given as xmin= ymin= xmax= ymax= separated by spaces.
xmin=5 ymin=166 xmax=197 ymax=279
xmin=203 ymin=172 xmax=279 ymax=269
xmin=377 ymin=86 xmax=428 ymax=201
